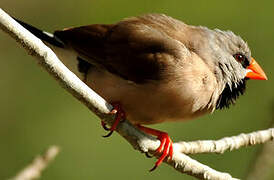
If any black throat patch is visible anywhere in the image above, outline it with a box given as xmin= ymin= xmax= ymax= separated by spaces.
xmin=216 ymin=79 xmax=247 ymax=109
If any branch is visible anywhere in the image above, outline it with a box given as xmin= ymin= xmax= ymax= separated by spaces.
xmin=175 ymin=128 xmax=274 ymax=154
xmin=11 ymin=146 xmax=60 ymax=180
xmin=1 ymin=8 xmax=273 ymax=180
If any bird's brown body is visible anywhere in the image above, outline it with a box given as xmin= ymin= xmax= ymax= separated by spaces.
xmin=54 ymin=14 xmax=223 ymax=124
xmin=85 ymin=52 xmax=217 ymax=125
xmin=13 ymin=13 xmax=267 ymax=170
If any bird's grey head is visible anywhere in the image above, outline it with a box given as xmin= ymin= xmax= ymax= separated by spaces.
xmin=193 ymin=27 xmax=252 ymax=109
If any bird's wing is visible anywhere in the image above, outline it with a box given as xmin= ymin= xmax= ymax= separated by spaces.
xmin=54 ymin=16 xmax=186 ymax=83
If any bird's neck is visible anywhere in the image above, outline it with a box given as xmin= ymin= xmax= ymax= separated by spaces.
xmin=215 ymin=79 xmax=246 ymax=109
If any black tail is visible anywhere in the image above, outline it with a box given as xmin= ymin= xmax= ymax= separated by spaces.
xmin=13 ymin=17 xmax=65 ymax=48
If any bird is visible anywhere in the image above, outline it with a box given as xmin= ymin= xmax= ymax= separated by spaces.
xmin=13 ymin=14 xmax=267 ymax=171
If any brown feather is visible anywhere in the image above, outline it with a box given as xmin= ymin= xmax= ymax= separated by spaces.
xmin=13 ymin=14 xmax=254 ymax=125
xmin=54 ymin=14 xmax=189 ymax=83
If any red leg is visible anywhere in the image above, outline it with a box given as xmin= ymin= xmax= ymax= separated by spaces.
xmin=137 ymin=125 xmax=173 ymax=171
xmin=101 ymin=102 xmax=126 ymax=137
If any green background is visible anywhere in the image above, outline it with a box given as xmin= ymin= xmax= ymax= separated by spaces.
xmin=0 ymin=0 xmax=273 ymax=179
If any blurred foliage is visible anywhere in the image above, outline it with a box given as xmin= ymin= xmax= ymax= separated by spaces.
xmin=0 ymin=0 xmax=273 ymax=179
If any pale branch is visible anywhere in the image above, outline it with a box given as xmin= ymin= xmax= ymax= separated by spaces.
xmin=175 ymin=128 xmax=274 ymax=154
xmin=11 ymin=146 xmax=60 ymax=180
xmin=0 ymin=8 xmax=272 ymax=180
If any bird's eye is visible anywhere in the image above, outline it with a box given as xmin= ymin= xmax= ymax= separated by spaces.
xmin=234 ymin=53 xmax=245 ymax=62
xmin=233 ymin=53 xmax=249 ymax=68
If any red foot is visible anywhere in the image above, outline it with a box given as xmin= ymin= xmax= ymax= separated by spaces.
xmin=101 ymin=102 xmax=125 ymax=137
xmin=137 ymin=125 xmax=173 ymax=171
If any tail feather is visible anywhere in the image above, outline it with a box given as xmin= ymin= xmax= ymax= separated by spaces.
xmin=13 ymin=17 xmax=65 ymax=48
xmin=12 ymin=17 xmax=88 ymax=81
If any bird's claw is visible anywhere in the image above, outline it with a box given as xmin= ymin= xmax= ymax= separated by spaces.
xmin=150 ymin=132 xmax=173 ymax=172
xmin=137 ymin=125 xmax=173 ymax=171
xmin=101 ymin=121 xmax=110 ymax=131
xmin=101 ymin=102 xmax=125 ymax=137
xmin=145 ymin=152 xmax=153 ymax=158
xmin=102 ymin=130 xmax=114 ymax=138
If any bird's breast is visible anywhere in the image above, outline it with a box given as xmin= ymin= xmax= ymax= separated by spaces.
xmin=85 ymin=61 xmax=217 ymax=125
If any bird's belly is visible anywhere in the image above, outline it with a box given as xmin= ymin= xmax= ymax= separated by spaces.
xmin=85 ymin=69 xmax=213 ymax=125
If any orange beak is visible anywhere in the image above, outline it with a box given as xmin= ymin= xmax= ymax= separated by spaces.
xmin=245 ymin=58 xmax=267 ymax=80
